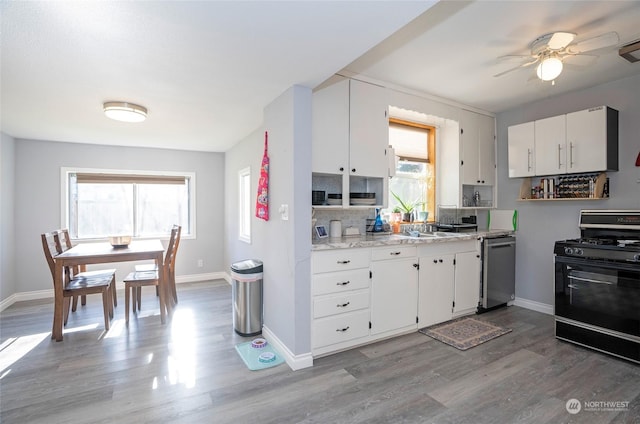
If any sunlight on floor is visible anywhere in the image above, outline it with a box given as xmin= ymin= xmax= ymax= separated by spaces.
xmin=0 ymin=332 xmax=50 ymax=378
xmin=166 ymin=308 xmax=196 ymax=388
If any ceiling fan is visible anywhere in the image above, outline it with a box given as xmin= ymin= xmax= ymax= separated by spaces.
xmin=494 ymin=31 xmax=620 ymax=82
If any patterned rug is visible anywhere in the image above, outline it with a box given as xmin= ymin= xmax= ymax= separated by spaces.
xmin=419 ymin=316 xmax=512 ymax=350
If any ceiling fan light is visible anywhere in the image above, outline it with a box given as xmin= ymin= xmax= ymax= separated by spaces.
xmin=536 ymin=56 xmax=563 ymax=81
xmin=103 ymin=102 xmax=147 ymax=123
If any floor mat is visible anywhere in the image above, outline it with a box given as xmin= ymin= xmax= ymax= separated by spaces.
xmin=419 ymin=316 xmax=512 ymax=351
xmin=235 ymin=339 xmax=285 ymax=371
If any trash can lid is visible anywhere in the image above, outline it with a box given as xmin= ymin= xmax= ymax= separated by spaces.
xmin=231 ymin=259 xmax=263 ymax=274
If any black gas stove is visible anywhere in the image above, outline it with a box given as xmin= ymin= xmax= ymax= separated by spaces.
xmin=554 ymin=210 xmax=640 ymax=364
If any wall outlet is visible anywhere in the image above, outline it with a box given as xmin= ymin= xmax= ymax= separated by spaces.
xmin=197 ymin=259 xmax=204 ymax=268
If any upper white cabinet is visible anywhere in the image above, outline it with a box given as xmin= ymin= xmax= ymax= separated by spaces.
xmin=507 ymin=121 xmax=535 ymax=178
xmin=566 ymin=107 xmax=619 ymax=174
xmin=312 ymin=77 xmax=390 ymax=208
xmin=508 ymin=106 xmax=618 ymax=178
xmin=534 ymin=115 xmax=566 ymax=176
xmin=349 ymin=79 xmax=389 ymax=179
xmin=461 ymin=110 xmax=496 ymax=186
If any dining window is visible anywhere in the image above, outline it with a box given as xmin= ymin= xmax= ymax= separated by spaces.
xmin=62 ymin=168 xmax=194 ymax=240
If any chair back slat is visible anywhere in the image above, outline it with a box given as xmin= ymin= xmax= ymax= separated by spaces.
xmin=164 ymin=225 xmax=181 ymax=273
xmin=41 ymin=231 xmax=60 ymax=279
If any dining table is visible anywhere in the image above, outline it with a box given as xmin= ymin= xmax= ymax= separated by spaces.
xmin=52 ymin=239 xmax=171 ymax=341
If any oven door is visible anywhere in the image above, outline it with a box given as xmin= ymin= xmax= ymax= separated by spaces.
xmin=555 ymin=255 xmax=640 ymax=337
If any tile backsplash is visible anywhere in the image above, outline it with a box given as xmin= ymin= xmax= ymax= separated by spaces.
xmin=312 ymin=209 xmax=374 ymax=238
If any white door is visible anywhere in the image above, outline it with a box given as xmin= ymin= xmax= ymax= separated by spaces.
xmin=453 ymin=251 xmax=481 ymax=313
xmin=507 ymin=122 xmax=535 ymax=177
xmin=535 ymin=115 xmax=566 ymax=176
xmin=349 ymin=80 xmax=389 ymax=179
xmin=460 ymin=110 xmax=480 ymax=185
xmin=566 ymin=107 xmax=608 ymax=173
xmin=418 ymin=254 xmax=454 ymax=328
xmin=370 ymin=258 xmax=418 ymax=335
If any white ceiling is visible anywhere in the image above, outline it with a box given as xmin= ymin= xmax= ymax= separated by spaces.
xmin=2 ymin=1 xmax=640 ymax=153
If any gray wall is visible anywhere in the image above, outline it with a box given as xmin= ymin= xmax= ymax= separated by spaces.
xmin=224 ymin=85 xmax=312 ymax=356
xmin=496 ymin=73 xmax=640 ymax=307
xmin=14 ymin=138 xmax=225 ymax=294
xmin=1 ymin=133 xmax=16 ymax=302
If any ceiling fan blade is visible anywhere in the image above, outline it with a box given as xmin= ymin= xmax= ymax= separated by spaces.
xmin=493 ymin=58 xmax=538 ymax=78
xmin=562 ymin=54 xmax=598 ymax=66
xmin=567 ymin=31 xmax=619 ymax=54
xmin=497 ymin=54 xmax=536 ymax=62
xmin=548 ymin=32 xmax=576 ymax=50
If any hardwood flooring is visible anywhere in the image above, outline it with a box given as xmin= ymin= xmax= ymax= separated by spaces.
xmin=1 ymin=280 xmax=639 ymax=424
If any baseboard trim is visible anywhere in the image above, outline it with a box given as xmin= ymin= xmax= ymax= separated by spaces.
xmin=0 ymin=272 xmax=228 ymax=312
xmin=513 ymin=297 xmax=553 ymax=315
xmin=262 ymin=325 xmax=313 ymax=371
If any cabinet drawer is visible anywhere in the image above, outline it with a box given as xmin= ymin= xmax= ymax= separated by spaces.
xmin=314 ymin=290 xmax=370 ymax=318
xmin=312 ymin=268 xmax=370 ymax=296
xmin=312 ymin=249 xmax=370 ymax=273
xmin=371 ymin=245 xmax=416 ymax=261
xmin=313 ymin=309 xmax=370 ymax=348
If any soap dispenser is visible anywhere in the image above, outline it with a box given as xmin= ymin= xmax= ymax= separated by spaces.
xmin=373 ymin=208 xmax=384 ymax=232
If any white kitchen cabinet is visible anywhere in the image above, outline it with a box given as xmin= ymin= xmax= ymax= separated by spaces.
xmin=418 ymin=254 xmax=455 ymax=328
xmin=534 ymin=114 xmax=566 ymax=176
xmin=507 ymin=121 xmax=535 ymax=178
xmin=461 ymin=110 xmax=496 ymax=186
xmin=370 ymin=256 xmax=418 ymax=335
xmin=565 ymin=106 xmax=618 ymax=174
xmin=453 ymin=250 xmax=481 ymax=315
xmin=311 ymin=76 xmax=389 ymax=209
xmin=509 ymin=106 xmax=618 ymax=179
xmin=349 ymin=79 xmax=389 ymax=179
xmin=417 ymin=240 xmax=480 ymax=327
xmin=311 ymin=248 xmax=371 ymax=354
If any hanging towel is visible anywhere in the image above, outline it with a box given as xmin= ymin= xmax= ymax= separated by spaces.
xmin=256 ymin=131 xmax=269 ymax=221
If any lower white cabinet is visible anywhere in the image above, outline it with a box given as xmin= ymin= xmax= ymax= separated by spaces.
xmin=453 ymin=250 xmax=481 ymax=314
xmin=417 ymin=240 xmax=481 ymax=328
xmin=311 ymin=240 xmax=481 ymax=357
xmin=370 ymin=257 xmax=418 ymax=335
xmin=418 ymin=254 xmax=455 ymax=328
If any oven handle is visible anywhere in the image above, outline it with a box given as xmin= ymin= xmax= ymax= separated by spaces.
xmin=555 ymin=255 xmax=640 ymax=272
xmin=568 ymin=275 xmax=614 ymax=285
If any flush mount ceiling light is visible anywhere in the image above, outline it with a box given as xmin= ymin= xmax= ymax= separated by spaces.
xmin=536 ymin=52 xmax=563 ymax=81
xmin=103 ymin=101 xmax=147 ymax=123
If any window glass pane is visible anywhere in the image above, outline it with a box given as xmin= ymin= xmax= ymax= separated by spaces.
xmin=136 ymin=183 xmax=188 ymax=236
xmin=77 ymin=183 xmax=133 ymax=238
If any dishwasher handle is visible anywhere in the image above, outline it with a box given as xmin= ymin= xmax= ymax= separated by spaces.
xmin=489 ymin=242 xmax=516 ymax=248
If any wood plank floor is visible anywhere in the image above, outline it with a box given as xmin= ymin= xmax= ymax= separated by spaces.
xmin=1 ymin=280 xmax=639 ymax=424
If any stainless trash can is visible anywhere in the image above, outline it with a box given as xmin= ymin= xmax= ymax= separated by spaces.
xmin=231 ymin=259 xmax=263 ymax=336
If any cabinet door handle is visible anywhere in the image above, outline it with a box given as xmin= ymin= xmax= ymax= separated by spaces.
xmin=569 ymin=142 xmax=574 ymax=168
xmin=433 ymin=259 xmax=438 ymax=263
xmin=337 ymin=302 xmax=350 ymax=308
xmin=390 ymin=251 xmax=401 ymax=256
xmin=351 ymin=168 xmax=356 ymax=173
xmin=558 ymin=144 xmax=563 ymax=169
xmin=336 ymin=281 xmax=350 ymax=286
xmin=337 ymin=260 xmax=351 ymax=264
xmin=336 ymin=326 xmax=350 ymax=332
xmin=439 ymin=259 xmax=443 ymax=263
xmin=527 ymin=148 xmax=532 ymax=172
xmin=339 ymin=167 xmax=344 ymax=172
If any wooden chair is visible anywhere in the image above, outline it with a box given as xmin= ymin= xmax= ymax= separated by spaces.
xmin=133 ymin=224 xmax=181 ymax=304
xmin=57 ymin=229 xmax=118 ymax=311
xmin=123 ymin=225 xmax=181 ymax=323
xmin=41 ymin=231 xmax=114 ymax=331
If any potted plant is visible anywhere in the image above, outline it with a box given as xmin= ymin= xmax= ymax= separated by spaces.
xmin=391 ymin=191 xmax=422 ymax=222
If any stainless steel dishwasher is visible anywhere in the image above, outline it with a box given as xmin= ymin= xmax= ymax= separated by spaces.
xmin=478 ymin=235 xmax=516 ymax=313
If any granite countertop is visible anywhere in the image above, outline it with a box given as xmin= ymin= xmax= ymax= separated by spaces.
xmin=312 ymin=229 xmax=514 ymax=250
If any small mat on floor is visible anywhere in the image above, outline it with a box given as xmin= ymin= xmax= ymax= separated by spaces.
xmin=419 ymin=316 xmax=512 ymax=351
xmin=235 ymin=340 xmax=285 ymax=371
